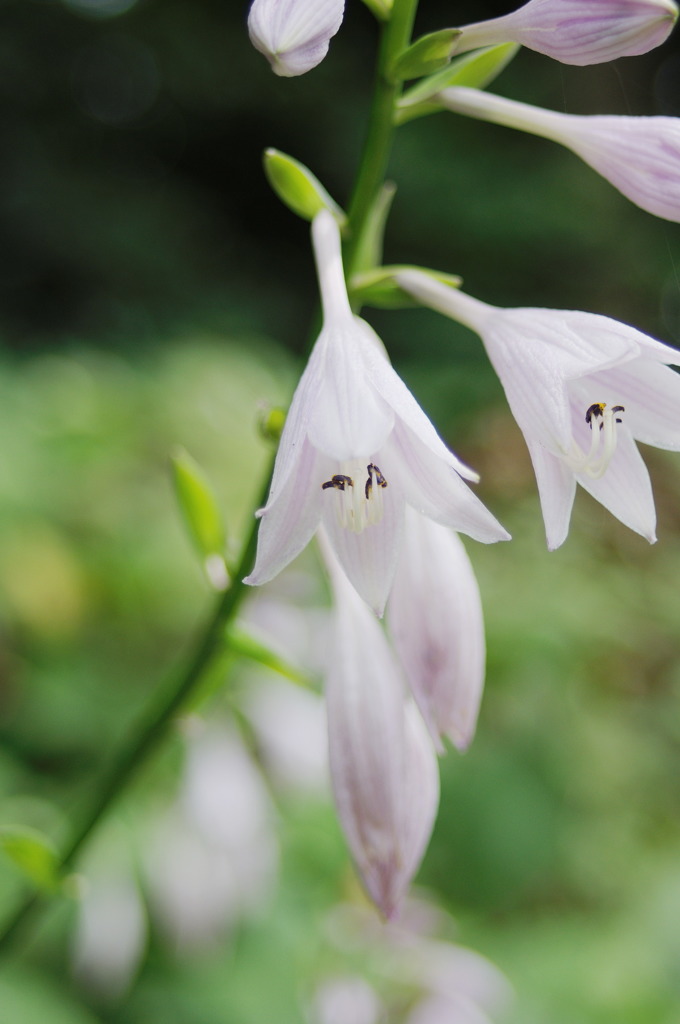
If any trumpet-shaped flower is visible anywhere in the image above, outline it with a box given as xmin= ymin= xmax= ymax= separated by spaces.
xmin=398 ymin=270 xmax=680 ymax=549
xmin=440 ymin=86 xmax=680 ymax=224
xmin=247 ymin=0 xmax=345 ymax=77
xmin=323 ymin=539 xmax=439 ymax=918
xmin=245 ymin=211 xmax=508 ymax=614
xmin=389 ymin=508 xmax=485 ymax=753
xmin=452 ymin=0 xmax=678 ymax=66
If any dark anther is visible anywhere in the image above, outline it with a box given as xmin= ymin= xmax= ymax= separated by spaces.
xmin=322 ymin=474 xmax=353 ymax=491
xmin=612 ymin=404 xmax=625 ymax=424
xmin=364 ymin=463 xmax=388 ymax=499
xmin=585 ymin=403 xmax=605 ymax=427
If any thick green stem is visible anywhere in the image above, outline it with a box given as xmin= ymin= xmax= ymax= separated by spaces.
xmin=344 ymin=0 xmax=419 ymax=280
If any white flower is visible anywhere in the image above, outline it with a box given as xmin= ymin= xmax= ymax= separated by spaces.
xmin=389 ymin=507 xmax=485 ymax=753
xmin=440 ymin=86 xmax=680 ymax=223
xmin=323 ymin=540 xmax=440 ymax=918
xmin=452 ymin=0 xmax=678 ymax=66
xmin=247 ymin=0 xmax=345 ymax=77
xmin=245 ymin=210 xmax=508 ymax=615
xmin=398 ymin=270 xmax=680 ymax=549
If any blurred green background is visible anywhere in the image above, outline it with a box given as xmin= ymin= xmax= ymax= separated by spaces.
xmin=2 ymin=0 xmax=680 ymax=1022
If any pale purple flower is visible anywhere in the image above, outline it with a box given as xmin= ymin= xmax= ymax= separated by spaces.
xmin=440 ymin=86 xmax=680 ymax=223
xmin=323 ymin=540 xmax=439 ymax=918
xmin=398 ymin=270 xmax=680 ymax=549
xmin=452 ymin=0 xmax=677 ymax=66
xmin=245 ymin=210 xmax=508 ymax=615
xmin=71 ymin=872 xmax=147 ymax=998
xmin=248 ymin=0 xmax=345 ymax=76
xmin=389 ymin=507 xmax=485 ymax=753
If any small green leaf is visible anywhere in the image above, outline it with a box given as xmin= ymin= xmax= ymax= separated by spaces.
xmin=264 ymin=150 xmax=346 ymax=226
xmin=350 ymin=265 xmax=462 ymax=310
xmin=226 ymin=626 xmax=315 ymax=690
xmin=389 ymin=29 xmax=461 ymax=82
xmin=171 ymin=449 xmax=227 ymax=586
xmin=0 ymin=826 xmax=60 ymax=892
xmin=396 ymin=42 xmax=519 ymax=124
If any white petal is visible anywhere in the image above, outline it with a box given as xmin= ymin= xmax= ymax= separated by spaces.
xmin=454 ymin=0 xmax=678 ymax=66
xmin=526 ymin=440 xmax=577 ymax=550
xmin=358 ymin=315 xmax=479 ymax=482
xmin=323 ymin=557 xmax=408 ymax=917
xmin=389 ymin=510 xmax=486 ymax=751
xmin=586 ymin=359 xmax=680 ymax=450
xmin=321 ymin=467 xmax=405 ymax=616
xmin=244 ymin=440 xmax=327 ymax=585
xmin=307 ymin=323 xmax=395 ymax=461
xmin=384 ymin=423 xmax=510 ymax=543
xmin=248 ymin=0 xmax=345 ymax=77
xmin=397 ymin=702 xmax=440 ymax=901
xmin=576 ymin=429 xmax=657 ymax=541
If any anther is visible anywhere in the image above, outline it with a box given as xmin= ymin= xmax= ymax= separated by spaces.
xmin=322 ymin=474 xmax=353 ymax=491
xmin=364 ymin=462 xmax=388 ymax=499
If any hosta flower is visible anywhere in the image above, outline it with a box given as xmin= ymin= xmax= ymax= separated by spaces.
xmin=440 ymin=86 xmax=680 ymax=223
xmin=389 ymin=507 xmax=485 ymax=753
xmin=245 ymin=210 xmax=508 ymax=614
xmin=323 ymin=539 xmax=439 ymax=918
xmin=247 ymin=0 xmax=345 ymax=77
xmin=398 ymin=270 xmax=680 ymax=549
xmin=452 ymin=0 xmax=678 ymax=66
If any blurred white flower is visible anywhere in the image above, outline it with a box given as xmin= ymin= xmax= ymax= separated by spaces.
xmin=440 ymin=86 xmax=680 ymax=223
xmin=389 ymin=507 xmax=485 ymax=753
xmin=453 ymin=0 xmax=678 ymax=66
xmin=248 ymin=0 xmax=345 ymax=76
xmin=246 ymin=210 xmax=508 ymax=615
xmin=398 ymin=270 xmax=680 ymax=548
xmin=310 ymin=975 xmax=384 ymax=1024
xmin=71 ymin=871 xmax=147 ymax=999
xmin=145 ymin=723 xmax=278 ymax=950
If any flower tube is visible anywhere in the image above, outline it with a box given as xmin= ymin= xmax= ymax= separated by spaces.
xmin=248 ymin=0 xmax=345 ymax=77
xmin=440 ymin=86 xmax=680 ymax=223
xmin=245 ymin=211 xmax=508 ymax=614
xmin=388 ymin=507 xmax=485 ymax=753
xmin=398 ymin=270 xmax=680 ymax=549
xmin=453 ymin=0 xmax=678 ymax=66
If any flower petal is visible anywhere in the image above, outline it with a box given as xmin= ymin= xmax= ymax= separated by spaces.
xmin=244 ymin=440 xmax=328 ymax=585
xmin=389 ymin=509 xmax=486 ymax=751
xmin=398 ymin=702 xmax=440 ymax=901
xmin=384 ymin=422 xmax=510 ymax=543
xmin=323 ymin=553 xmax=408 ymax=917
xmin=526 ymin=439 xmax=577 ymax=550
xmin=576 ymin=428 xmax=657 ymax=541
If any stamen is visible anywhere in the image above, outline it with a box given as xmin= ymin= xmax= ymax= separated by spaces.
xmin=566 ymin=402 xmax=625 ymax=479
xmin=321 ymin=460 xmax=388 ymax=533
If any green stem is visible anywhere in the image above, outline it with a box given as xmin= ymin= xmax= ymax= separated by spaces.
xmin=0 ymin=462 xmax=272 ymax=958
xmin=343 ymin=0 xmax=419 ymax=280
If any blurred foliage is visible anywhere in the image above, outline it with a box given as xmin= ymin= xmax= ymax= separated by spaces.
xmin=2 ymin=0 xmax=680 ymax=1022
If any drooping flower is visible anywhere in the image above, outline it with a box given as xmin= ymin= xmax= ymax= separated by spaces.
xmin=398 ymin=270 xmax=680 ymax=549
xmin=439 ymin=86 xmax=680 ymax=223
xmin=452 ymin=0 xmax=678 ymax=66
xmin=245 ymin=210 xmax=508 ymax=615
xmin=247 ymin=0 xmax=345 ymax=77
xmin=388 ymin=507 xmax=485 ymax=753
xmin=323 ymin=537 xmax=439 ymax=918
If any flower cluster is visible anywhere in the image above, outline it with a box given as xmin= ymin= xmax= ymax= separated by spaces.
xmin=245 ymin=0 xmax=680 ymax=920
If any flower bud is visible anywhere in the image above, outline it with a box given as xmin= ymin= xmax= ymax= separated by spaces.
xmin=453 ymin=0 xmax=678 ymax=67
xmin=248 ymin=0 xmax=345 ymax=77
